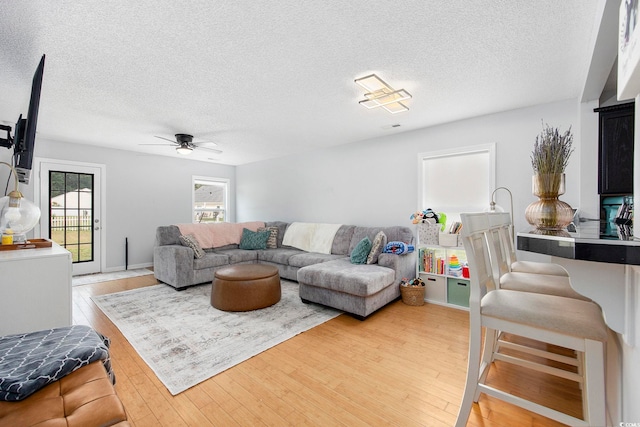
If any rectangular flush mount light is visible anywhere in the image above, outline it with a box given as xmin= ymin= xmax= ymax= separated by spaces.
xmin=354 ymin=73 xmax=411 ymax=114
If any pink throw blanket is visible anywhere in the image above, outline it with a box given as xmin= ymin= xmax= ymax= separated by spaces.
xmin=176 ymin=222 xmax=265 ymax=248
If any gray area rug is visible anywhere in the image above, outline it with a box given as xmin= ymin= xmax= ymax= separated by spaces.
xmin=73 ymin=268 xmax=154 ymax=286
xmin=91 ymin=280 xmax=341 ymax=395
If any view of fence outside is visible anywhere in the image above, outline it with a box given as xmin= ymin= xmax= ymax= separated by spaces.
xmin=195 ymin=210 xmax=225 ymax=223
xmin=50 ymin=216 xmax=93 ymax=262
xmin=51 ymin=217 xmax=92 ymax=230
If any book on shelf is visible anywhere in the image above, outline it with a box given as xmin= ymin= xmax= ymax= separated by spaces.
xmin=446 ymin=221 xmax=463 ymax=234
xmin=419 ymin=248 xmax=446 ymax=275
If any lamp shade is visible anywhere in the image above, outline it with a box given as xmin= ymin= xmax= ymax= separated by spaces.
xmin=176 ymin=145 xmax=193 ymax=155
xmin=0 ymin=193 xmax=41 ymax=237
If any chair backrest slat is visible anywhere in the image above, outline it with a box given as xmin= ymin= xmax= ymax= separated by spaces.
xmin=485 ymin=212 xmax=515 ymax=278
xmin=487 ymin=227 xmax=510 ymax=278
xmin=459 ymin=213 xmax=504 ymax=313
xmin=499 ymin=225 xmax=516 ymax=264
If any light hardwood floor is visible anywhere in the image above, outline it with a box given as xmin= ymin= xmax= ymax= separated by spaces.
xmin=72 ymin=275 xmax=581 ymax=426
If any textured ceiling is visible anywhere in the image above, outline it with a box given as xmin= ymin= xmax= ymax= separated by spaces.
xmin=0 ymin=1 xmax=602 ymax=165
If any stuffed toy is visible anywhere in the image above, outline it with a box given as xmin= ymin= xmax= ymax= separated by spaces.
xmin=383 ymin=241 xmax=415 ymax=255
xmin=410 ymin=209 xmax=448 ymax=231
xmin=422 ymin=209 xmax=438 ymax=223
xmin=410 ymin=208 xmax=441 ymax=225
xmin=437 ymin=212 xmax=447 ymax=231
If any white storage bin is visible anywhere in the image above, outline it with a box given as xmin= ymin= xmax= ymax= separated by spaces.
xmin=438 ymin=233 xmax=459 ymax=247
xmin=421 ymin=273 xmax=446 ymax=303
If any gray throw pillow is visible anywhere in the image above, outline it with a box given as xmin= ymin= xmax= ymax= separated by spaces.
xmin=179 ymin=234 xmax=205 ymax=259
xmin=350 ymin=237 xmax=372 ymax=264
xmin=257 ymin=226 xmax=278 ymax=249
xmin=366 ymin=231 xmax=387 ymax=264
xmin=239 ymin=228 xmax=271 ymax=250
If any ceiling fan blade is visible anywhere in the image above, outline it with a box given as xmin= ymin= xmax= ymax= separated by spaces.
xmin=139 ymin=143 xmax=173 ymax=146
xmin=195 ymin=140 xmax=218 ymax=147
xmin=198 ymin=146 xmax=223 ymax=154
xmin=154 ymin=135 xmax=178 ymax=144
xmin=150 ymin=134 xmax=221 ymax=154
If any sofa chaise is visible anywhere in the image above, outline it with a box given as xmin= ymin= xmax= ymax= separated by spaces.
xmin=153 ymin=221 xmax=416 ymax=318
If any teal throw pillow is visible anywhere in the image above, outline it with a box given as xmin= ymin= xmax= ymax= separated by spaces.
xmin=350 ymin=236 xmax=372 ymax=264
xmin=239 ymin=228 xmax=271 ymax=250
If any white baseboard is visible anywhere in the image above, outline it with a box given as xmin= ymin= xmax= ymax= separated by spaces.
xmin=102 ymin=262 xmax=153 ymax=273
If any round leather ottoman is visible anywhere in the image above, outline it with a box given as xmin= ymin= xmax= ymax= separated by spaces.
xmin=211 ymin=264 xmax=281 ymax=311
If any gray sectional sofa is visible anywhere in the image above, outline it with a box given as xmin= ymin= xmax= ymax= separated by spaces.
xmin=153 ymin=221 xmax=416 ymax=318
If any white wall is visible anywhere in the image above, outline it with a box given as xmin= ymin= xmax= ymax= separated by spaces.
xmin=237 ymin=98 xmax=581 ymax=238
xmin=0 ymin=141 xmax=235 ymax=271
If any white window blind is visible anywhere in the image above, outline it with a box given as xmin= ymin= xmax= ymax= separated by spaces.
xmin=418 ymin=144 xmax=495 ymax=223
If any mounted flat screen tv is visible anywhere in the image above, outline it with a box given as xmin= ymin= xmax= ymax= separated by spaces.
xmin=14 ymin=54 xmax=45 ymax=184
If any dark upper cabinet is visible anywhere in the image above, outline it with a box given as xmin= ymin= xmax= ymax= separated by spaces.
xmin=595 ymin=102 xmax=635 ymax=195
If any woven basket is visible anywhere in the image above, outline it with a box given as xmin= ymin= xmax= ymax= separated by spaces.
xmin=400 ymin=284 xmax=425 ymax=306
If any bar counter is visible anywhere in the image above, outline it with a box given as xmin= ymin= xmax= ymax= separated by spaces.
xmin=517 ymin=223 xmax=636 ymax=342
xmin=517 ymin=225 xmax=640 ymax=265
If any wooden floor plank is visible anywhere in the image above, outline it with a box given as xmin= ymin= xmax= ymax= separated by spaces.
xmin=72 ymin=275 xmax=582 ymax=426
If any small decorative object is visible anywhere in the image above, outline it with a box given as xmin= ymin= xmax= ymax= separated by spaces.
xmin=448 ymin=254 xmax=462 ymax=277
xmin=1 ymin=229 xmax=13 ymax=245
xmin=525 ymin=123 xmax=574 ymax=231
xmin=400 ymin=277 xmax=425 ymax=306
xmin=462 ymin=265 xmax=470 ymax=278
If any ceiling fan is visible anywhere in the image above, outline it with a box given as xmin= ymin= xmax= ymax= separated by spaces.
xmin=142 ymin=134 xmax=222 ymax=156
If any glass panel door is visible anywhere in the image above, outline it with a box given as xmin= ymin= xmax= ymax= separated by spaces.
xmin=38 ymin=160 xmax=103 ymax=276
xmin=49 ymin=171 xmax=94 ymax=263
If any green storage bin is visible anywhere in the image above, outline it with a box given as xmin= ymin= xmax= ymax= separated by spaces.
xmin=447 ymin=277 xmax=470 ymax=307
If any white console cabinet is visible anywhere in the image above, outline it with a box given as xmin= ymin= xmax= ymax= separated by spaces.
xmin=0 ymin=243 xmax=72 ymax=336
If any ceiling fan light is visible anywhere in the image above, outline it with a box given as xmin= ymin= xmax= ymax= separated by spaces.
xmin=176 ymin=145 xmax=193 ymax=155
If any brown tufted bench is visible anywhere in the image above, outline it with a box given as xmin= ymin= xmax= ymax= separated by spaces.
xmin=0 ymin=361 xmax=129 ymax=427
xmin=211 ymin=264 xmax=281 ymax=311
